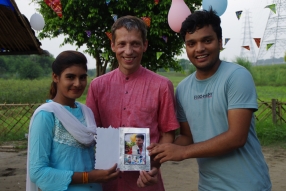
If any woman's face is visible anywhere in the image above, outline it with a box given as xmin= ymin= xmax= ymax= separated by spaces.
xmin=53 ymin=65 xmax=87 ymax=106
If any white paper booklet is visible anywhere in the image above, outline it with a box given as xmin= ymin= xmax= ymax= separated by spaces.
xmin=94 ymin=126 xmax=150 ymax=171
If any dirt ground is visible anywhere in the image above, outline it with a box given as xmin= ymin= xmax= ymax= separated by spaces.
xmin=0 ymin=146 xmax=285 ymax=191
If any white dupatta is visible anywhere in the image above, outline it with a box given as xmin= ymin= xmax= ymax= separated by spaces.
xmin=26 ymin=102 xmax=97 ymax=191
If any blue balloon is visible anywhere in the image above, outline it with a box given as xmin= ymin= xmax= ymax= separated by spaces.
xmin=202 ymin=0 xmax=228 ymax=16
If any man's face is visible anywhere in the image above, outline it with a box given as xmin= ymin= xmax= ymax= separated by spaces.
xmin=111 ymin=27 xmax=148 ymax=75
xmin=184 ymin=25 xmax=222 ymax=79
xmin=135 ymin=137 xmax=144 ymax=148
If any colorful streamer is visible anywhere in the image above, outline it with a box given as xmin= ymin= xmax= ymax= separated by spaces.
xmin=141 ymin=17 xmax=151 ymax=27
xmin=86 ymin=30 xmax=91 ymax=37
xmin=111 ymin=14 xmax=118 ymax=22
xmin=266 ymin=43 xmax=274 ymax=50
xmin=265 ymin=4 xmax=276 ymax=14
xmin=156 ymin=52 xmax=163 ymax=60
xmin=161 ymin=36 xmax=168 ymax=43
xmin=242 ymin=46 xmax=250 ymax=50
xmin=235 ymin=10 xmax=243 ymax=20
xmin=44 ymin=0 xmax=63 ymax=18
xmin=154 ymin=0 xmax=159 ymax=5
xmin=253 ymin=38 xmax=261 ymax=48
xmin=105 ymin=32 xmax=112 ymax=41
xmin=224 ymin=38 xmax=230 ymax=45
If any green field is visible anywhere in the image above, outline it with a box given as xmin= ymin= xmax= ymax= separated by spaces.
xmin=0 ymin=66 xmax=286 ymax=146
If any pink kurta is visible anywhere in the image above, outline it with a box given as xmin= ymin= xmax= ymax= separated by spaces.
xmin=86 ymin=66 xmax=179 ymax=191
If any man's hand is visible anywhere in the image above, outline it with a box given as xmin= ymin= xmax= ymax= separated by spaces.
xmin=148 ymin=143 xmax=185 ymax=163
xmin=137 ymin=167 xmax=158 ymax=187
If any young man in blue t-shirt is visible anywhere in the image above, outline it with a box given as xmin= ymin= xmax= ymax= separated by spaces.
xmin=149 ymin=8 xmax=271 ymax=191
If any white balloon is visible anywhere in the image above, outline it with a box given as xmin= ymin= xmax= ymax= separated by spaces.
xmin=30 ymin=13 xmax=45 ymax=31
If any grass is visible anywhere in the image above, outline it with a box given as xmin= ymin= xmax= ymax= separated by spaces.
xmin=0 ymin=64 xmax=286 ymax=146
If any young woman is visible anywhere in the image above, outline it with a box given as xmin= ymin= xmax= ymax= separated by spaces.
xmin=26 ymin=50 xmax=119 ymax=191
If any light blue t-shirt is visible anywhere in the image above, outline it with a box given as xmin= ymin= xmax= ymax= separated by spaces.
xmin=176 ymin=61 xmax=271 ymax=191
xmin=29 ymin=101 xmax=102 ymax=191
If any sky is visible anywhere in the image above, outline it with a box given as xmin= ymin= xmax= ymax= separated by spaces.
xmin=14 ymin=0 xmax=273 ymax=69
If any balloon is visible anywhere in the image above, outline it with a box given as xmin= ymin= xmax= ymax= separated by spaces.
xmin=30 ymin=13 xmax=45 ymax=31
xmin=202 ymin=0 xmax=228 ymax=16
xmin=168 ymin=0 xmax=191 ymax=33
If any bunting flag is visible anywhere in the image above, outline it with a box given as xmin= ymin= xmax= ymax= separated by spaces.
xmin=235 ymin=10 xmax=243 ymax=20
xmin=85 ymin=30 xmax=91 ymax=37
xmin=265 ymin=4 xmax=276 ymax=14
xmin=111 ymin=14 xmax=118 ymax=22
xmin=266 ymin=43 xmax=274 ymax=50
xmin=156 ymin=52 xmax=163 ymax=60
xmin=161 ymin=36 xmax=168 ymax=43
xmin=242 ymin=46 xmax=250 ymax=50
xmin=224 ymin=38 xmax=230 ymax=45
xmin=44 ymin=0 xmax=62 ymax=18
xmin=141 ymin=17 xmax=151 ymax=27
xmin=102 ymin=52 xmax=109 ymax=60
xmin=154 ymin=0 xmax=159 ymax=5
xmin=106 ymin=0 xmax=111 ymax=5
xmin=105 ymin=32 xmax=112 ymax=41
xmin=253 ymin=38 xmax=261 ymax=48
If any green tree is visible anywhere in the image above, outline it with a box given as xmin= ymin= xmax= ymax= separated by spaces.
xmin=19 ymin=61 xmax=44 ymax=79
xmin=33 ymin=0 xmax=201 ymax=76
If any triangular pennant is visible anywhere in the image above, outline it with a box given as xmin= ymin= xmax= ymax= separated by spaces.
xmin=235 ymin=11 xmax=243 ymax=20
xmin=265 ymin=4 xmax=276 ymax=14
xmin=224 ymin=38 xmax=230 ymax=45
xmin=253 ymin=38 xmax=261 ymax=48
xmin=161 ymin=36 xmax=168 ymax=43
xmin=105 ymin=32 xmax=112 ymax=41
xmin=86 ymin=30 xmax=91 ymax=37
xmin=44 ymin=0 xmax=63 ymax=18
xmin=242 ymin=46 xmax=250 ymax=50
xmin=156 ymin=52 xmax=163 ymax=60
xmin=106 ymin=0 xmax=111 ymax=6
xmin=154 ymin=0 xmax=159 ymax=5
xmin=111 ymin=14 xmax=118 ymax=22
xmin=141 ymin=17 xmax=151 ymax=27
xmin=266 ymin=43 xmax=274 ymax=50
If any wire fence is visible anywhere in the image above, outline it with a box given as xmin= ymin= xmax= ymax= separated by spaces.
xmin=0 ymin=100 xmax=285 ymax=141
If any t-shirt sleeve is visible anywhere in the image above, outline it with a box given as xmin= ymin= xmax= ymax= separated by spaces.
xmin=29 ymin=111 xmax=73 ymax=191
xmin=227 ymin=68 xmax=258 ymax=111
xmin=175 ymin=85 xmax=188 ymax=122
xmin=158 ymin=80 xmax=179 ymax=132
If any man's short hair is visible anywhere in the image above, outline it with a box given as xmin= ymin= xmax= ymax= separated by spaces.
xmin=135 ymin=134 xmax=144 ymax=140
xmin=180 ymin=8 xmax=222 ymax=41
xmin=111 ymin=15 xmax=147 ymax=43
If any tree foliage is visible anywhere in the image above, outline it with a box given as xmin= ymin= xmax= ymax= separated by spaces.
xmin=0 ymin=55 xmax=54 ymax=79
xmin=33 ymin=0 xmax=201 ymax=76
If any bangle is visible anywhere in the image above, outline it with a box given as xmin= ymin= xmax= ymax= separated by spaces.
xmin=83 ymin=172 xmax=88 ymax=184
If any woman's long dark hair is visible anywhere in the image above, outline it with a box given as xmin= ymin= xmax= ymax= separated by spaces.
xmin=49 ymin=50 xmax=87 ymax=99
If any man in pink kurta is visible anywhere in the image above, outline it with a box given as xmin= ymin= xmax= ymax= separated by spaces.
xmin=86 ymin=15 xmax=179 ymax=191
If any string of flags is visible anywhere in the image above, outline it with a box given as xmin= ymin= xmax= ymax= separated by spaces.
xmin=224 ymin=3 xmax=277 ymax=52
xmin=42 ymin=0 xmax=276 ymax=57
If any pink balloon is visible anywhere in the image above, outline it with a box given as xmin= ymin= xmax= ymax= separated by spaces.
xmin=168 ymin=0 xmax=191 ymax=33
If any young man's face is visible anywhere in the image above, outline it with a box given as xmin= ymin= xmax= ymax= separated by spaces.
xmin=184 ymin=25 xmax=222 ymax=79
xmin=111 ymin=27 xmax=148 ymax=75
xmin=135 ymin=137 xmax=144 ymax=148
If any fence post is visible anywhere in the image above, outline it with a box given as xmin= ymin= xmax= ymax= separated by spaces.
xmin=272 ymin=99 xmax=277 ymax=124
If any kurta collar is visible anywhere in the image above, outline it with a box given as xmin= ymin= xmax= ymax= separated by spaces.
xmin=117 ymin=65 xmax=144 ymax=81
